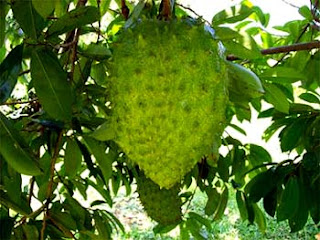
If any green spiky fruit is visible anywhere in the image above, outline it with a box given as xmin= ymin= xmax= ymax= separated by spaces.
xmin=109 ymin=19 xmax=228 ymax=189
xmin=136 ymin=172 xmax=182 ymax=225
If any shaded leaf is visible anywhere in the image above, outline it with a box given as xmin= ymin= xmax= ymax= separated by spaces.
xmin=0 ymin=44 xmax=23 ymax=103
xmin=79 ymin=44 xmax=111 ymax=61
xmin=47 ymin=6 xmax=100 ymax=37
xmin=280 ymin=119 xmax=306 ymax=152
xmin=188 ymin=212 xmax=212 ymax=231
xmin=245 ymin=169 xmax=276 ymax=202
xmin=204 ymin=187 xmax=220 ymax=216
xmin=0 ymin=0 xmax=8 ymax=47
xmin=213 ymin=186 xmax=229 ymax=220
xmin=263 ymin=187 xmax=277 ymax=217
xmin=277 ymin=176 xmax=299 ymax=221
xmin=0 ymin=191 xmax=32 ymax=215
xmin=236 ymin=191 xmax=248 ymax=220
xmin=22 ymin=224 xmax=39 ymax=240
xmin=31 ymin=48 xmax=73 ymax=121
xmin=64 ymin=138 xmax=82 ymax=178
xmin=32 ymin=0 xmax=55 ymax=18
xmin=261 ymin=67 xmax=305 ymax=83
xmin=253 ymin=204 xmax=267 ymax=233
xmin=0 ymin=113 xmax=42 ymax=175
xmin=83 ymin=137 xmax=114 ymax=183
xmin=11 ymin=0 xmax=45 ymax=39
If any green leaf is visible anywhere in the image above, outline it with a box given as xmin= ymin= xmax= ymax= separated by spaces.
xmin=264 ymin=83 xmax=290 ymax=113
xmin=261 ymin=67 xmax=306 ymax=83
xmin=0 ymin=209 xmax=14 ymax=240
xmin=31 ymin=48 xmax=73 ymax=121
xmin=83 ymin=137 xmax=114 ymax=183
xmin=11 ymin=0 xmax=45 ymax=39
xmin=186 ymin=218 xmax=206 ymax=240
xmin=299 ymin=5 xmax=313 ymax=21
xmin=0 ymin=44 xmax=23 ymax=103
xmin=253 ymin=204 xmax=267 ymax=234
xmin=245 ymin=169 xmax=276 ymax=202
xmin=213 ymin=186 xmax=229 ymax=220
xmin=263 ymin=187 xmax=277 ymax=217
xmin=288 ymin=176 xmax=309 ymax=232
xmin=90 ymin=121 xmax=116 ymax=141
xmin=153 ymin=223 xmax=177 ymax=234
xmin=247 ymin=144 xmax=272 ymax=165
xmin=214 ymin=27 xmax=242 ymax=40
xmin=94 ymin=212 xmax=111 ymax=240
xmin=0 ymin=191 xmax=32 ymax=215
xmin=22 ymin=224 xmax=39 ymax=240
xmin=0 ymin=0 xmax=8 ymax=47
xmin=32 ymin=0 xmax=55 ymax=18
xmin=299 ymin=92 xmax=320 ymax=104
xmin=236 ymin=191 xmax=248 ymax=220
xmin=279 ymin=119 xmax=306 ymax=152
xmin=204 ymin=187 xmax=220 ymax=216
xmin=47 ymin=6 xmax=100 ymax=37
xmin=79 ymin=44 xmax=111 ymax=61
xmin=188 ymin=212 xmax=212 ymax=231
xmin=212 ymin=3 xmax=253 ymax=26
xmin=276 ymin=176 xmax=299 ymax=221
xmin=50 ymin=211 xmax=78 ymax=230
xmin=217 ymin=157 xmax=230 ymax=182
xmin=0 ymin=112 xmax=42 ymax=175
xmin=64 ymin=138 xmax=82 ymax=178
xmin=223 ymin=37 xmax=261 ymax=60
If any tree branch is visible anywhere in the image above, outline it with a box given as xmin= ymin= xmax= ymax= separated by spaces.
xmin=226 ymin=41 xmax=320 ymax=61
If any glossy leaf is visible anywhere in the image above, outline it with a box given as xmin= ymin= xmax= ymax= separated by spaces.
xmin=247 ymin=144 xmax=272 ymax=165
xmin=64 ymin=138 xmax=82 ymax=178
xmin=0 ymin=44 xmax=23 ymax=103
xmin=11 ymin=0 xmax=45 ymax=39
xmin=47 ymin=6 xmax=100 ymax=37
xmin=31 ymin=48 xmax=73 ymax=121
xmin=0 ymin=112 xmax=42 ymax=175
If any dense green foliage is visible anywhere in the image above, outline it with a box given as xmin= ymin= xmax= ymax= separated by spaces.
xmin=0 ymin=0 xmax=319 ymax=239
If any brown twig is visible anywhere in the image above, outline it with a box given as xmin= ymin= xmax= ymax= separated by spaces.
xmin=226 ymin=40 xmax=320 ymax=61
xmin=18 ymin=69 xmax=30 ymax=76
xmin=40 ymin=131 xmax=63 ymax=240
xmin=121 ymin=0 xmax=130 ymax=20
xmin=176 ymin=3 xmax=211 ymax=26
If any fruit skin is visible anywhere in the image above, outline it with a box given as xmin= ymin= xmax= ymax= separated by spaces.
xmin=136 ymin=171 xmax=182 ymax=225
xmin=109 ymin=19 xmax=228 ymax=189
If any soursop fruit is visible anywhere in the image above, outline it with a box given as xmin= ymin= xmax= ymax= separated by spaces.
xmin=109 ymin=19 xmax=228 ymax=189
xmin=136 ymin=171 xmax=182 ymax=225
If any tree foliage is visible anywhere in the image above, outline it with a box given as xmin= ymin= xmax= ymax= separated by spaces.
xmin=0 ymin=0 xmax=319 ymax=239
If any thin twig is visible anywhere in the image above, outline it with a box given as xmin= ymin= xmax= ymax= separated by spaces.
xmin=0 ymin=98 xmax=38 ymax=106
xmin=40 ymin=131 xmax=63 ymax=240
xmin=226 ymin=40 xmax=320 ymax=61
xmin=18 ymin=69 xmax=30 ymax=76
xmin=176 ymin=3 xmax=211 ymax=26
